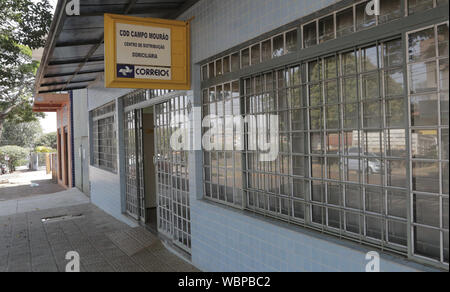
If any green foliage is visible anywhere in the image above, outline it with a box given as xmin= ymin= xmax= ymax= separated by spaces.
xmin=35 ymin=146 xmax=55 ymax=153
xmin=35 ymin=131 xmax=57 ymax=149
xmin=0 ymin=145 xmax=29 ymax=170
xmin=0 ymin=0 xmax=52 ymax=130
xmin=0 ymin=120 xmax=43 ymax=148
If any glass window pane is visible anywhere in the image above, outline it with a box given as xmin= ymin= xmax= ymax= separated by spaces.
xmin=385 ymin=68 xmax=405 ymax=97
xmin=344 ymin=103 xmax=359 ymax=128
xmin=443 ymin=197 xmax=449 ymax=229
xmin=231 ymin=52 xmax=240 ymax=72
xmin=286 ymin=30 xmax=298 ymax=54
xmin=209 ymin=62 xmax=215 ymax=79
xmin=384 ymin=39 xmax=404 ymax=67
xmin=342 ymin=51 xmax=357 ymax=75
xmin=412 ymin=161 xmax=440 ymax=193
xmin=223 ymin=56 xmax=230 ymax=74
xmin=440 ymin=59 xmax=449 ymax=91
xmin=292 ymin=109 xmax=307 ymax=131
xmin=387 ymin=190 xmax=407 ymax=218
xmin=442 ymin=128 xmax=449 ymax=160
xmin=326 ymin=105 xmax=340 ymax=129
xmin=326 ymin=132 xmax=340 ymax=153
xmin=361 ymin=73 xmax=380 ymax=99
xmin=346 ymin=185 xmax=362 ymax=209
xmin=408 ymin=0 xmax=434 ymax=15
xmin=273 ymin=35 xmax=284 ymax=58
xmin=366 ymin=187 xmax=384 ymax=214
xmin=241 ymin=48 xmax=250 ymax=68
xmin=346 ymin=212 xmax=361 ymax=234
xmin=293 ymin=179 xmax=308 ymax=199
xmin=325 ymin=80 xmax=339 ymax=103
xmin=379 ymin=0 xmax=402 ymax=24
xmin=363 ymin=101 xmax=382 ymax=128
xmin=410 ymin=93 xmax=439 ymax=126
xmin=202 ymin=65 xmax=208 ymax=80
xmin=408 ymin=28 xmax=436 ymax=62
xmin=414 ymin=225 xmax=441 ymax=261
xmin=437 ymin=0 xmax=449 ymax=6
xmin=303 ymin=22 xmax=317 ymax=48
xmin=327 ymin=183 xmax=343 ymax=205
xmin=411 ymin=129 xmax=439 ymax=159
xmin=310 ymin=108 xmax=323 ymax=130
xmin=387 ymin=160 xmax=407 ymax=188
xmin=388 ymin=221 xmax=407 ymax=246
xmin=442 ymin=92 xmax=449 ymax=126
xmin=409 ymin=61 xmax=438 ymax=94
xmin=356 ymin=2 xmax=376 ymax=31
xmin=414 ymin=194 xmax=440 ymax=227
xmin=343 ymin=77 xmax=358 ymax=102
xmin=438 ymin=23 xmax=449 ymax=57
xmin=443 ymin=162 xmax=449 ymax=194
xmin=327 ymin=157 xmax=341 ymax=180
xmin=366 ymin=217 xmax=383 ymax=239
xmin=336 ymin=7 xmax=354 ymax=38
xmin=328 ymin=208 xmax=341 ymax=229
xmin=293 ymin=201 xmax=305 ymax=219
xmin=361 ymin=45 xmax=379 ymax=72
xmin=251 ymin=44 xmax=260 ymax=65
xmin=319 ymin=15 xmax=334 ymax=43
xmin=215 ymin=59 xmax=222 ymax=76
xmin=386 ymin=129 xmax=407 ymax=157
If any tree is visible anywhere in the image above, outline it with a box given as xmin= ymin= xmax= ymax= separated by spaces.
xmin=0 ymin=0 xmax=53 ymax=137
xmin=35 ymin=131 xmax=57 ymax=149
xmin=0 ymin=145 xmax=29 ymax=171
xmin=0 ymin=120 xmax=43 ymax=148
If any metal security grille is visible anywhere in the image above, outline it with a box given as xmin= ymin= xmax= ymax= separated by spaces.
xmin=91 ymin=102 xmax=117 ymax=173
xmin=155 ymin=95 xmax=191 ymax=252
xmin=241 ymin=38 xmax=410 ymax=254
xmin=124 ymin=109 xmax=145 ymax=220
xmin=407 ymin=22 xmax=449 ymax=265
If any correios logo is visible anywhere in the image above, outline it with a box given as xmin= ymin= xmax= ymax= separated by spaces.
xmin=66 ymin=0 xmax=80 ymax=16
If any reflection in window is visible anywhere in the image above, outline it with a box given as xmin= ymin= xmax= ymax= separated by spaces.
xmin=251 ymin=44 xmax=260 ymax=65
xmin=303 ymin=22 xmax=317 ymax=48
xmin=336 ymin=8 xmax=354 ymax=38
xmin=319 ymin=15 xmax=334 ymax=44
xmin=408 ymin=0 xmax=434 ymax=15
xmin=356 ymin=2 xmax=376 ymax=31
xmin=379 ymin=0 xmax=402 ymax=24
xmin=272 ymin=34 xmax=284 ymax=58
xmin=286 ymin=30 xmax=298 ymax=54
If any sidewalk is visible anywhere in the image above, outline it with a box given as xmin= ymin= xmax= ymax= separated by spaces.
xmin=0 ymin=188 xmax=199 ymax=272
xmin=0 ymin=169 xmax=65 ymax=201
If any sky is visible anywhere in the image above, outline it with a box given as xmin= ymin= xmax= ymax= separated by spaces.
xmin=38 ymin=0 xmax=58 ymax=134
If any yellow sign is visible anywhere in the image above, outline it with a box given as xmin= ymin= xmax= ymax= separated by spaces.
xmin=104 ymin=14 xmax=190 ymax=90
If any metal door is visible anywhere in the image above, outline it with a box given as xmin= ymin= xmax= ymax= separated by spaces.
xmin=154 ymin=96 xmax=191 ymax=252
xmin=124 ymin=109 xmax=145 ymax=221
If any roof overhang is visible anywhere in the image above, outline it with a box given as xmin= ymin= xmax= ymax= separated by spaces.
xmin=34 ymin=0 xmax=199 ymax=95
xmin=33 ymin=93 xmax=70 ymax=112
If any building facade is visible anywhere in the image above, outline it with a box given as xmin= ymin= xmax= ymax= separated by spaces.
xmin=36 ymin=0 xmax=449 ymax=271
xmin=33 ymin=93 xmax=74 ymax=189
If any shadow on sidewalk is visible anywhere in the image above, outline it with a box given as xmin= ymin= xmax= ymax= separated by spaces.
xmin=0 ymin=171 xmax=65 ymax=201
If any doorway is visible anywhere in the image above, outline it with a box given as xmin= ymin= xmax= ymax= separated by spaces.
xmin=123 ymin=95 xmax=192 ymax=253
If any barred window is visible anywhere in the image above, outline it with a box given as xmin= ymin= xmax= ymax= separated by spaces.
xmin=407 ymin=23 xmax=449 ymax=265
xmin=91 ymin=102 xmax=117 ymax=173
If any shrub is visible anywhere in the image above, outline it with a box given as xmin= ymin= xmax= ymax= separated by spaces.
xmin=35 ymin=146 xmax=56 ymax=153
xmin=0 ymin=145 xmax=30 ymax=172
